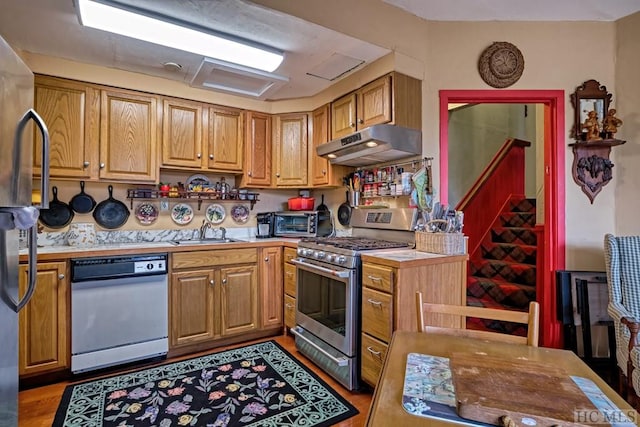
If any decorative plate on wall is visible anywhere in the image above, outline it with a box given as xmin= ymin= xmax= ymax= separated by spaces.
xmin=205 ymin=203 xmax=226 ymax=224
xmin=171 ymin=203 xmax=194 ymax=225
xmin=230 ymin=205 xmax=250 ymax=224
xmin=478 ymin=41 xmax=524 ymax=88
xmin=134 ymin=203 xmax=158 ymax=225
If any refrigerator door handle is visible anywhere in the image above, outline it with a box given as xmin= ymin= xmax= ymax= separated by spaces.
xmin=12 ymin=108 xmax=50 ymax=209
xmin=14 ymin=225 xmax=38 ymax=313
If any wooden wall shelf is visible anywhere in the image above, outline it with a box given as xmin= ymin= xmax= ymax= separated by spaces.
xmin=568 ymin=139 xmax=626 ymax=203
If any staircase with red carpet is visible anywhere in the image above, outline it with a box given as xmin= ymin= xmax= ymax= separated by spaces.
xmin=466 ymin=197 xmax=537 ymax=336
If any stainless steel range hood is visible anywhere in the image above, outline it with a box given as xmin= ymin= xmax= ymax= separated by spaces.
xmin=316 ymin=124 xmax=422 ymax=167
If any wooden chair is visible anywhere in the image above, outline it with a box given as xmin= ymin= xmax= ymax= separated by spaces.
xmin=415 ymin=291 xmax=540 ymax=347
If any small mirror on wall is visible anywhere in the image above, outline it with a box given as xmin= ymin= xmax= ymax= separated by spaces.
xmin=570 ymin=79 xmax=612 ymax=141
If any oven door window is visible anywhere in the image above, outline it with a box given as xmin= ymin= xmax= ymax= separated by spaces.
xmin=297 ymin=268 xmax=348 ymax=337
xmin=276 ymin=215 xmax=311 ymax=234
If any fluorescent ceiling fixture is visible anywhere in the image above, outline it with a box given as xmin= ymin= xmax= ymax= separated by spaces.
xmin=75 ymin=0 xmax=284 ymax=72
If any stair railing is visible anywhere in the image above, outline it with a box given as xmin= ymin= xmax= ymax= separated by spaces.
xmin=456 ymin=138 xmax=531 ymax=258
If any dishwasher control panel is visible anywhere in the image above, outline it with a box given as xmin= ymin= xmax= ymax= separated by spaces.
xmin=71 ymin=254 xmax=168 ymax=282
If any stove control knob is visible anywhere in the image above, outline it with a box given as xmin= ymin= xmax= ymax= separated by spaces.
xmin=317 ymin=251 xmax=326 ymax=259
xmin=337 ymin=256 xmax=347 ymax=264
xmin=297 ymin=248 xmax=304 ymax=256
xmin=313 ymin=251 xmax=319 ymax=258
xmin=147 ymin=263 xmax=154 ymax=270
xmin=326 ymin=254 xmax=335 ymax=262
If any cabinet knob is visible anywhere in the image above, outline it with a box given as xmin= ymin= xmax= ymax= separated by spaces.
xmin=209 ymin=154 xmax=214 ymax=160
xmin=349 ymin=122 xmax=355 ymax=128
xmin=222 ymin=278 xmax=227 ymax=284
xmin=58 ymin=274 xmax=65 ymax=280
xmin=247 ymin=171 xmax=252 ymax=177
xmin=99 ymin=163 xmax=105 ymax=169
xmin=357 ymin=118 xmax=364 ymax=125
xmin=322 ymin=169 xmax=326 ymax=175
xmin=210 ymin=279 xmax=215 ymax=286
xmin=83 ymin=161 xmax=90 ymax=167
xmin=196 ymin=153 xmax=201 ymax=159
xmin=276 ymin=173 xmax=280 ymax=178
xmin=264 ymin=257 xmax=269 ymax=262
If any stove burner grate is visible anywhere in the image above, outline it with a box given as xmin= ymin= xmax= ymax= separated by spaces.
xmin=300 ymin=237 xmax=411 ymax=251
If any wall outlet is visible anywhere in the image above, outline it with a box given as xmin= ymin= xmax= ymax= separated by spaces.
xmin=160 ymin=200 xmax=169 ymax=211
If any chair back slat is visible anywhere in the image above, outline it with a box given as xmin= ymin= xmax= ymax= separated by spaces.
xmin=415 ymin=291 xmax=540 ymax=347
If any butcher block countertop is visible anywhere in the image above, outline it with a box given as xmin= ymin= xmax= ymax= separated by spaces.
xmin=21 ymin=237 xmax=299 ymax=262
xmin=361 ymin=249 xmax=468 ymax=268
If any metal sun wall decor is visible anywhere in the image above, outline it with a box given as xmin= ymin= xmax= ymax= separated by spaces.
xmin=569 ymin=79 xmax=626 ymax=204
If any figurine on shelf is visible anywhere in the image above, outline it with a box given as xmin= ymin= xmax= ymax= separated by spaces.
xmin=582 ymin=110 xmax=602 ymax=141
xmin=603 ymin=108 xmax=623 ymax=139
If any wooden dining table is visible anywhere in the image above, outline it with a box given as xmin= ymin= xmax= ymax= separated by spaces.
xmin=365 ymin=330 xmax=637 ymax=426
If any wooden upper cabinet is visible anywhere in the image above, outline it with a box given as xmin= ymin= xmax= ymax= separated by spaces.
xmin=331 ymin=93 xmax=356 ymax=139
xmin=357 ymin=75 xmax=391 ymax=129
xmin=311 ymin=104 xmax=331 ymax=186
xmin=33 ymin=76 xmax=100 ymax=179
xmin=161 ymin=98 xmax=205 ymax=169
xmin=330 ymin=73 xmax=421 ymax=139
xmin=240 ymin=111 xmax=271 ymax=187
xmin=100 ymin=88 xmax=159 ymax=182
xmin=207 ymin=106 xmax=243 ymax=172
xmin=19 ymin=261 xmax=68 ymax=376
xmin=273 ymin=113 xmax=308 ymax=187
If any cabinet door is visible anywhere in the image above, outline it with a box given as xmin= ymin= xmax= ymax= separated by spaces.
xmin=161 ymin=98 xmax=204 ymax=169
xmin=311 ymin=104 xmax=331 ymax=186
xmin=260 ymin=247 xmax=283 ymax=327
xmin=19 ymin=262 xmax=68 ymax=376
xmin=170 ymin=269 xmax=216 ymax=348
xmin=331 ymin=92 xmax=356 ymax=138
xmin=100 ymin=89 xmax=159 ymax=182
xmin=34 ymin=76 xmax=100 ymax=179
xmin=219 ymin=265 xmax=258 ymax=336
xmin=273 ymin=113 xmax=308 ymax=187
xmin=241 ymin=111 xmax=271 ymax=187
xmin=357 ymin=74 xmax=391 ymax=129
xmin=207 ymin=106 xmax=243 ymax=172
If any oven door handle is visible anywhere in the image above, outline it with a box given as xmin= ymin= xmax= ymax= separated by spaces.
xmin=290 ymin=258 xmax=350 ymax=279
xmin=290 ymin=327 xmax=349 ymax=367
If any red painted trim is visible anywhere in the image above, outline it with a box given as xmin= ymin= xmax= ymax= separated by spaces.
xmin=439 ymin=89 xmax=565 ymax=348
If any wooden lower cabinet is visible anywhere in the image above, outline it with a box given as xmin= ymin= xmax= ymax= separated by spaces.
xmin=259 ymin=247 xmax=283 ymax=328
xmin=283 ymin=247 xmax=297 ymax=330
xmin=359 ymin=254 xmax=467 ymax=387
xmin=170 ymin=249 xmax=258 ymax=350
xmin=18 ymin=261 xmax=69 ymax=376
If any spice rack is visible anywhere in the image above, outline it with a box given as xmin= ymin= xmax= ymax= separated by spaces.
xmin=126 ymin=189 xmax=260 ymax=210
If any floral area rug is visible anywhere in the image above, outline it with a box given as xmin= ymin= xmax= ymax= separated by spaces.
xmin=53 ymin=341 xmax=358 ymax=426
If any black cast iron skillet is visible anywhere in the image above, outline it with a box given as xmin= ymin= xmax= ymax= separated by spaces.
xmin=39 ymin=186 xmax=74 ymax=229
xmin=70 ymin=181 xmax=96 ymax=214
xmin=337 ymin=191 xmax=351 ymax=227
xmin=93 ymin=185 xmax=130 ymax=229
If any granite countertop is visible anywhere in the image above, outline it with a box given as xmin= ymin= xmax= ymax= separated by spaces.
xmin=361 ymin=248 xmax=468 ymax=268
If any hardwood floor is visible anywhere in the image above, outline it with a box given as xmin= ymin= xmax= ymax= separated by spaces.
xmin=18 ymin=334 xmax=372 ymax=427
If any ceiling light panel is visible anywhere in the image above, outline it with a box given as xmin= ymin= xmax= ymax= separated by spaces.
xmin=75 ymin=0 xmax=284 ymax=72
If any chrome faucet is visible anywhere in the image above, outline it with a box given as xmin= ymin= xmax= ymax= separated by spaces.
xmin=199 ymin=220 xmax=212 ymax=240
xmin=219 ymin=227 xmax=226 ymax=240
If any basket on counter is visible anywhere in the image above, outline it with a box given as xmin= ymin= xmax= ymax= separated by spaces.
xmin=415 ymin=230 xmax=467 ymax=255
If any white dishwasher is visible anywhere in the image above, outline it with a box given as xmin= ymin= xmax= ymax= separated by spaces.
xmin=70 ymin=253 xmax=168 ymax=373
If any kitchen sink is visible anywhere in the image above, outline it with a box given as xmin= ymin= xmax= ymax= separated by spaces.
xmin=169 ymin=238 xmax=243 ymax=246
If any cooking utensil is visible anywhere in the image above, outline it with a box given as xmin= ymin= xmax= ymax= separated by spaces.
xmin=337 ymin=191 xmax=351 ymax=226
xmin=316 ymin=194 xmax=329 ymax=213
xmin=288 ymin=196 xmax=315 ymax=211
xmin=93 ymin=185 xmax=130 ymax=229
xmin=69 ymin=181 xmax=96 ymax=213
xmin=38 ymin=186 xmax=74 ymax=229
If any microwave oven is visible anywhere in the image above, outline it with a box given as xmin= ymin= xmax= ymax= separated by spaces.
xmin=274 ymin=211 xmax=321 ymax=237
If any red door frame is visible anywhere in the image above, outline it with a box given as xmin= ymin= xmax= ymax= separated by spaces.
xmin=439 ymin=90 xmax=566 ymax=348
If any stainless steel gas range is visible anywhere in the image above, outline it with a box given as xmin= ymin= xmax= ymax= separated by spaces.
xmin=290 ymin=208 xmax=417 ymax=390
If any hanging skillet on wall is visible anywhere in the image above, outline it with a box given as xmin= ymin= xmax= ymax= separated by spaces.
xmin=337 ymin=191 xmax=351 ymax=227
xmin=93 ymin=185 xmax=130 ymax=229
xmin=38 ymin=186 xmax=74 ymax=229
xmin=69 ymin=181 xmax=96 ymax=214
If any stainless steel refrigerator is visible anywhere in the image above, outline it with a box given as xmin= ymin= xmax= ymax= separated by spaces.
xmin=0 ymin=34 xmax=49 ymax=425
